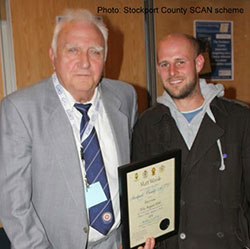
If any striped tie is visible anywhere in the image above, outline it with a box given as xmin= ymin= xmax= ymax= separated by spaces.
xmin=74 ymin=103 xmax=115 ymax=235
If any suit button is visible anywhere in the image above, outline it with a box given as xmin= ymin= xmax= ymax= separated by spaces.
xmin=180 ymin=233 xmax=186 ymax=240
xmin=180 ymin=200 xmax=185 ymax=206
xmin=83 ymin=227 xmax=88 ymax=233
xmin=216 ymin=232 xmax=224 ymax=238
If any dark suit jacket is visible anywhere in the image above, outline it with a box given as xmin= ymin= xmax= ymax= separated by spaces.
xmin=132 ymin=97 xmax=250 ymax=249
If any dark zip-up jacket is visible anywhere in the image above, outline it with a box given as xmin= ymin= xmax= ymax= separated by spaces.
xmin=132 ymin=97 xmax=250 ymax=249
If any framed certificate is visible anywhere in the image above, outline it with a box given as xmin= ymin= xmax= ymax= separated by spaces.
xmin=118 ymin=150 xmax=181 ymax=249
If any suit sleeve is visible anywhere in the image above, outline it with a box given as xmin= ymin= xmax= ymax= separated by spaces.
xmin=0 ymin=97 xmax=52 ymax=248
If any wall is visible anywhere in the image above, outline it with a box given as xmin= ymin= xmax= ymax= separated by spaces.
xmin=154 ymin=0 xmax=250 ymax=104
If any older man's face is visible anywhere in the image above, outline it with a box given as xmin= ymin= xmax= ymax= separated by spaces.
xmin=50 ymin=20 xmax=105 ymax=102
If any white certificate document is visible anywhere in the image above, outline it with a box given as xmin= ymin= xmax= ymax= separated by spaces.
xmin=127 ymin=158 xmax=175 ymax=248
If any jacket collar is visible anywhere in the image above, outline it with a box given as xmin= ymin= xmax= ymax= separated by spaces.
xmin=154 ymin=96 xmax=229 ymax=121
xmin=210 ymin=97 xmax=229 ymax=118
xmin=150 ymin=103 xmax=173 ymax=124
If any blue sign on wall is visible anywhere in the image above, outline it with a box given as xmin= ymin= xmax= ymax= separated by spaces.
xmin=194 ymin=20 xmax=233 ymax=80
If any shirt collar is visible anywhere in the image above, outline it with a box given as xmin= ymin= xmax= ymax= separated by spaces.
xmin=54 ymin=73 xmax=100 ymax=111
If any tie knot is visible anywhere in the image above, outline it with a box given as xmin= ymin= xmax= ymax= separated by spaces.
xmin=74 ymin=103 xmax=92 ymax=115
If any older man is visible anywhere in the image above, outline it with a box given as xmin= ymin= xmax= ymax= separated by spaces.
xmin=132 ymin=33 xmax=250 ymax=249
xmin=0 ymin=9 xmax=154 ymax=249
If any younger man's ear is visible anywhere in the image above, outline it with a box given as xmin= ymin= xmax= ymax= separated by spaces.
xmin=195 ymin=54 xmax=205 ymax=73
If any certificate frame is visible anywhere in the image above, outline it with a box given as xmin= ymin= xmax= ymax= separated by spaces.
xmin=118 ymin=150 xmax=181 ymax=249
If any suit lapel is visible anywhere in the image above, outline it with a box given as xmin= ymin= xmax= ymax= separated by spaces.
xmin=100 ymin=82 xmax=130 ymax=166
xmin=44 ymin=80 xmax=85 ymax=210
xmin=182 ymin=113 xmax=224 ymax=182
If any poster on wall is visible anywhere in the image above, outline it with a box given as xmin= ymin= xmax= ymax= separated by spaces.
xmin=194 ymin=20 xmax=233 ymax=81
